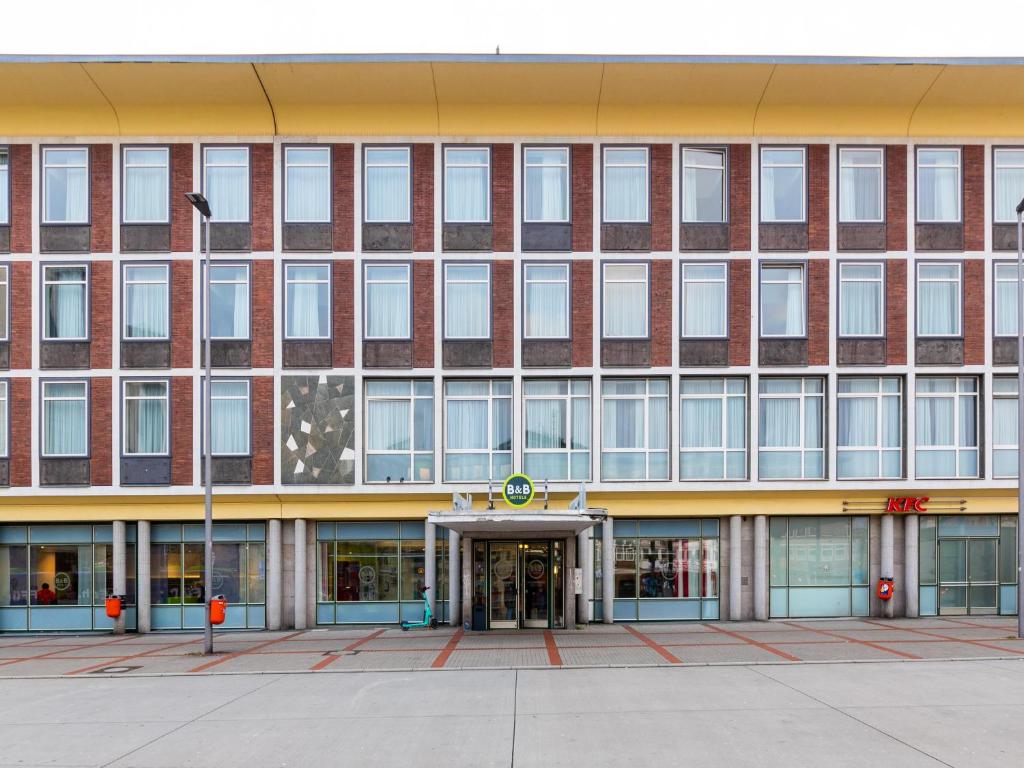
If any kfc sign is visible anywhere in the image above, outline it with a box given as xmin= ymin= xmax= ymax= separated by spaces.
xmin=886 ymin=497 xmax=929 ymax=513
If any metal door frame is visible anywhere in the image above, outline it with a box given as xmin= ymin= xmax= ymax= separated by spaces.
xmin=485 ymin=539 xmax=557 ymax=630
xmin=938 ymin=536 xmax=999 ymax=616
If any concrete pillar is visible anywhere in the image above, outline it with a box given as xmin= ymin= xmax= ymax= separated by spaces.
xmin=881 ymin=513 xmax=895 ymax=619
xmin=729 ymin=515 xmax=742 ymax=621
xmin=577 ymin=530 xmax=592 ymax=623
xmin=112 ymin=520 xmax=127 ymax=634
xmin=904 ymin=514 xmax=919 ymax=618
xmin=293 ymin=519 xmax=307 ymax=630
xmin=753 ymin=515 xmax=767 ymax=621
xmin=448 ymin=529 xmax=461 ymax=626
xmin=602 ymin=518 xmax=615 ymax=623
xmin=267 ymin=519 xmax=282 ymax=630
xmin=565 ymin=534 xmax=576 ymax=628
xmin=461 ymin=535 xmax=473 ymax=628
xmin=424 ymin=520 xmax=437 ymax=618
xmin=136 ymin=520 xmax=151 ymax=633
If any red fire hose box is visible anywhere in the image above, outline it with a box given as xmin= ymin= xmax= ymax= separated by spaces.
xmin=210 ymin=595 xmax=228 ymax=625
xmin=105 ymin=594 xmax=123 ymax=619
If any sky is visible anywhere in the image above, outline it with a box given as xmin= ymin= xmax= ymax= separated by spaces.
xmin=5 ymin=0 xmax=1024 ymax=58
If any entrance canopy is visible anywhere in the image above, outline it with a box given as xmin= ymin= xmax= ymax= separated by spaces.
xmin=427 ymin=508 xmax=606 ymax=536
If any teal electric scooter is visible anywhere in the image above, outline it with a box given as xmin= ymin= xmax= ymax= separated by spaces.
xmin=400 ymin=586 xmax=438 ymax=630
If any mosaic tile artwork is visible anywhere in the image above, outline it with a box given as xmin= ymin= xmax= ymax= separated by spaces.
xmin=281 ymin=375 xmax=355 ymax=485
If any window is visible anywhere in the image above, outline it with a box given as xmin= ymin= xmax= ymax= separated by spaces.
xmin=205 ymin=264 xmax=249 ymax=340
xmin=364 ymin=264 xmax=410 ymax=340
xmin=364 ymin=147 xmax=411 ymax=223
xmin=758 ymin=378 xmax=825 ymax=480
xmin=207 ymin=380 xmax=250 ymax=456
xmin=993 ymin=378 xmax=1018 ymax=479
xmin=42 ymin=147 xmax=89 ymax=224
xmin=996 ymin=263 xmax=1019 ymax=336
xmin=524 ymin=147 xmax=569 ymax=223
xmin=839 ymin=262 xmax=883 ymax=337
xmin=43 ymin=265 xmax=88 ymax=341
xmin=603 ymin=147 xmax=649 ymax=223
xmin=203 ymin=147 xmax=249 ymax=222
xmin=285 ymin=263 xmax=330 ymax=340
xmin=760 ymin=147 xmax=806 ymax=223
xmin=601 ymin=378 xmax=669 ymax=481
xmin=995 ymin=149 xmax=1024 ymax=223
xmin=42 ymin=381 xmax=88 ymax=457
xmin=122 ymin=264 xmax=168 ymax=340
xmin=917 ymin=263 xmax=961 ymax=337
xmin=123 ymin=380 xmax=169 ymax=456
xmin=0 ymin=381 xmax=7 ymax=458
xmin=444 ymin=147 xmax=490 ymax=223
xmin=915 ymin=376 xmax=978 ymax=479
xmin=760 ymin=264 xmax=805 ymax=337
xmin=603 ymin=263 xmax=648 ymax=339
xmin=680 ymin=378 xmax=746 ymax=480
xmin=837 ymin=377 xmax=902 ymax=480
xmin=284 ymin=146 xmax=330 ymax=223
xmin=681 ymin=148 xmax=726 ymax=223
xmin=523 ymin=379 xmax=590 ymax=481
xmin=838 ymin=147 xmax=883 ymax=223
xmin=524 ymin=263 xmax=569 ymax=339
xmin=0 ymin=265 xmax=8 ymax=341
xmin=917 ymin=148 xmax=961 ymax=223
xmin=443 ymin=379 xmax=511 ymax=481
xmin=0 ymin=149 xmax=9 ymax=225
xmin=122 ymin=147 xmax=169 ymax=224
xmin=444 ymin=264 xmax=489 ymax=339
xmin=680 ymin=263 xmax=726 ymax=338
xmin=365 ymin=380 xmax=433 ymax=483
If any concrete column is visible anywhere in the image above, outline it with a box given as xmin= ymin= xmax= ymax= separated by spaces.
xmin=448 ymin=529 xmax=461 ymax=626
xmin=293 ymin=519 xmax=307 ymax=630
xmin=565 ymin=534 xmax=576 ymax=628
xmin=904 ymin=514 xmax=919 ymax=618
xmin=136 ymin=520 xmax=151 ymax=633
xmin=753 ymin=515 xmax=767 ymax=621
xmin=112 ymin=520 xmax=127 ymax=634
xmin=577 ymin=530 xmax=592 ymax=623
xmin=881 ymin=513 xmax=895 ymax=619
xmin=267 ymin=519 xmax=282 ymax=630
xmin=424 ymin=520 xmax=437 ymax=618
xmin=461 ymin=535 xmax=473 ymax=628
xmin=602 ymin=518 xmax=615 ymax=624
xmin=729 ymin=515 xmax=742 ymax=621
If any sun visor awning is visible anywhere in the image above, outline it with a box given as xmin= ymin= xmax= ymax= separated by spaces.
xmin=427 ymin=508 xmax=606 ymax=535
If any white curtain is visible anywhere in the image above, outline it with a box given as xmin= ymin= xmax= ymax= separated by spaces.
xmin=918 ymin=167 xmax=958 ymax=221
xmin=996 ymin=277 xmax=1017 ymax=335
xmin=366 ymin=282 xmax=408 ymax=338
xmin=368 ymin=400 xmax=410 ymax=451
xmin=445 ymin=167 xmax=488 ymax=222
xmin=916 ymin=397 xmax=953 ymax=447
xmin=526 ymin=399 xmax=566 ymax=449
xmin=46 ymin=276 xmax=86 ymax=339
xmin=210 ymin=281 xmax=248 ymax=339
xmin=839 ymin=167 xmax=881 ymax=221
xmin=604 ymin=280 xmax=647 ymax=337
xmin=43 ymin=384 xmax=86 ymax=455
xmin=207 ymin=166 xmax=248 ymax=222
xmin=683 ymin=281 xmax=725 ymax=336
xmin=840 ymin=280 xmax=881 ymax=335
xmin=571 ymin=397 xmax=590 ymax=450
xmin=605 ymin=166 xmax=647 ymax=221
xmin=45 ymin=166 xmax=88 ymax=223
xmin=525 ymin=166 xmax=567 ymax=221
xmin=919 ymin=281 xmax=958 ymax=335
xmin=445 ymin=278 xmax=488 ymax=338
xmin=996 ymin=167 xmax=1024 ymax=222
xmin=366 ymin=166 xmax=409 ymax=222
xmin=761 ymin=166 xmax=802 ymax=222
xmin=603 ymin=399 xmax=643 ymax=449
xmin=682 ymin=398 xmax=721 ymax=448
xmin=125 ymin=386 xmax=167 ymax=455
xmin=126 ymin=282 xmax=167 ymax=338
xmin=0 ymin=164 xmax=8 ymax=225
xmin=760 ymin=399 xmax=799 ymax=447
xmin=838 ymin=398 xmax=876 ymax=447
xmin=286 ymin=166 xmax=329 ymax=222
xmin=683 ymin=167 xmax=724 ymax=222
xmin=125 ymin=167 xmax=168 ymax=223
xmin=761 ymin=281 xmax=804 ymax=336
xmin=287 ymin=281 xmax=328 ymax=339
xmin=211 ymin=383 xmax=249 ymax=455
xmin=447 ymin=400 xmax=487 ymax=450
xmin=994 ymin=398 xmax=1018 ymax=447
xmin=525 ymin=282 xmax=567 ymax=338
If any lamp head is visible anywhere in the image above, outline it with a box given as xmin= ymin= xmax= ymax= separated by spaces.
xmin=185 ymin=192 xmax=212 ymax=219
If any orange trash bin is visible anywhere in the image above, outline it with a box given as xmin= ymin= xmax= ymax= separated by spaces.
xmin=209 ymin=596 xmax=227 ymax=625
xmin=105 ymin=594 xmax=123 ymax=619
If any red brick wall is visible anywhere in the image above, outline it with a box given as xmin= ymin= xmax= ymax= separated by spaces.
xmin=170 ymin=143 xmax=193 ymax=252
xmin=885 ymin=259 xmax=907 ymax=365
xmin=963 ymin=259 xmax=984 ymax=365
xmin=728 ymin=144 xmax=751 ymax=251
xmin=332 ymin=260 xmax=354 ymax=368
xmin=492 ymin=144 xmax=514 ymax=252
xmin=650 ymin=260 xmax=672 ymax=366
xmin=728 ymin=260 xmax=751 ymax=365
xmin=9 ymin=262 xmax=31 ymax=369
xmin=491 ymin=260 xmax=514 ymax=367
xmin=412 ymin=144 xmax=434 ymax=252
xmin=9 ymin=146 xmax=31 ymax=253
xmin=251 ymin=376 xmax=274 ymax=485
xmin=808 ymin=259 xmax=829 ymax=366
xmin=332 ymin=143 xmax=354 ymax=252
xmin=90 ymin=144 xmax=112 ymax=252
xmin=571 ymin=260 xmax=593 ymax=367
xmin=963 ymin=145 xmax=985 ymax=252
xmin=171 ymin=376 xmax=193 ymax=485
xmin=413 ymin=261 xmax=434 ymax=368
xmin=651 ymin=145 xmax=673 ymax=252
xmin=251 ymin=259 xmax=274 ymax=368
xmin=90 ymin=376 xmax=112 ymax=486
xmin=251 ymin=143 xmax=274 ymax=252
xmin=808 ymin=145 xmax=829 ymax=251
xmin=90 ymin=261 xmax=112 ymax=368
xmin=885 ymin=146 xmax=907 ymax=252
xmin=572 ymin=144 xmax=593 ymax=252
xmin=9 ymin=378 xmax=30 ymax=486
xmin=171 ymin=261 xmax=193 ymax=368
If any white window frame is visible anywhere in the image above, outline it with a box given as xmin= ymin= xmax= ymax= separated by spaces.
xmin=602 ymin=262 xmax=649 ymax=340
xmin=42 ymin=146 xmax=89 ymax=225
xmin=364 ymin=380 xmax=433 ymax=484
xmin=759 ymin=263 xmax=806 ymax=338
xmin=994 ymin=148 xmax=1024 ymax=223
xmin=523 ymin=262 xmax=569 ymax=340
xmin=836 ymin=377 xmax=903 ymax=481
xmin=443 ymin=262 xmax=491 ymax=340
xmin=838 ymin=261 xmax=884 ymax=338
xmin=205 ymin=378 xmax=251 ymax=457
xmin=442 ymin=379 xmax=512 ymax=482
xmin=42 ymin=264 xmax=89 ymax=341
xmin=41 ymin=380 xmax=88 ymax=458
xmin=522 ymin=379 xmax=591 ymax=482
xmin=915 ymin=376 xmax=979 ymax=480
xmin=916 ymin=147 xmax=962 ymax=223
xmin=680 ymin=262 xmax=727 ymax=339
xmin=122 ymin=379 xmax=170 ymax=457
xmin=757 ymin=377 xmax=825 ymax=481
xmin=363 ymin=146 xmax=411 ymax=224
xmin=122 ymin=263 xmax=169 ymax=341
xmin=0 ymin=381 xmax=8 ymax=458
xmin=916 ymin=262 xmax=962 ymax=338
xmin=0 ymin=265 xmax=9 ymax=342
xmin=202 ymin=146 xmax=250 ymax=223
xmin=995 ymin=262 xmax=1019 ymax=337
xmin=600 ymin=377 xmax=670 ymax=482
xmin=283 ymin=145 xmax=331 ymax=224
xmin=760 ymin=147 xmax=806 ymax=223
xmin=679 ymin=377 xmax=747 ymax=481
xmin=523 ymin=146 xmax=570 ymax=224
xmin=363 ymin=262 xmax=411 ymax=341
xmin=681 ymin=147 xmax=727 ymax=224
xmin=0 ymin=148 xmax=10 ymax=226
xmin=993 ymin=377 xmax=1018 ymax=479
xmin=443 ymin=146 xmax=491 ymax=224
xmin=121 ymin=146 xmax=170 ymax=225
xmin=602 ymin=146 xmax=650 ymax=223
xmin=204 ymin=263 xmax=250 ymax=340
xmin=838 ymin=147 xmax=884 ymax=224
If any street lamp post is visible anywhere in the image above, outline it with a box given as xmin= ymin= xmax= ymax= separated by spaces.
xmin=1017 ymin=196 xmax=1024 ymax=639
xmin=186 ymin=192 xmax=215 ymax=655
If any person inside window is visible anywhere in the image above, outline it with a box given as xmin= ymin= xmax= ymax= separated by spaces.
xmin=35 ymin=583 xmax=57 ymax=605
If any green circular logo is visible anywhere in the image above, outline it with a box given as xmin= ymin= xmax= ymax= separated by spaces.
xmin=501 ymin=474 xmax=535 ymax=508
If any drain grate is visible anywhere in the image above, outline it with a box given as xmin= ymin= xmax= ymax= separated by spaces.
xmin=90 ymin=665 xmax=141 ymax=674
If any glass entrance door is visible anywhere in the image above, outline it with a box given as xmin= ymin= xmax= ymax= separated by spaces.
xmin=489 ymin=542 xmax=519 ymax=629
xmin=521 ymin=542 xmax=550 ymax=628
xmin=938 ymin=538 xmax=999 ymax=615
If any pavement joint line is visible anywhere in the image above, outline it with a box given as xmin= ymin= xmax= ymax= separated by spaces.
xmin=66 ymin=637 xmax=206 ymax=676
xmin=621 ymin=625 xmax=683 ymax=663
xmin=431 ymin=628 xmax=465 ymax=668
xmin=309 ymin=629 xmax=387 ymax=671
xmin=0 ymin=633 xmax=141 ymax=669
xmin=703 ymin=623 xmax=802 ymax=662
xmin=782 ymin=621 xmax=922 ymax=660
xmin=188 ymin=631 xmax=306 ymax=674
xmin=861 ymin=618 xmax=1024 ymax=656
xmin=543 ymin=630 xmax=562 ymax=666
